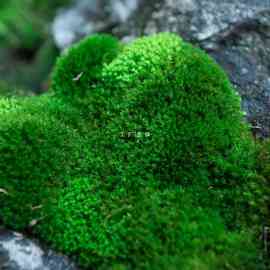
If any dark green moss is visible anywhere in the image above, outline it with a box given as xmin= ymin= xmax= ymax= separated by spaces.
xmin=255 ymin=140 xmax=270 ymax=220
xmin=51 ymin=34 xmax=122 ymax=100
xmin=0 ymin=33 xmax=268 ymax=269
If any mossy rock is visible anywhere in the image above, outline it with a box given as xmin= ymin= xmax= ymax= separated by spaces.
xmin=51 ymin=34 xmax=122 ymax=99
xmin=0 ymin=33 xmax=267 ymax=269
xmin=52 ymin=33 xmax=253 ymax=188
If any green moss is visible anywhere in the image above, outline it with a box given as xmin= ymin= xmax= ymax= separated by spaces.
xmin=0 ymin=95 xmax=91 ymax=228
xmin=51 ymin=33 xmax=257 ymax=223
xmin=255 ymin=140 xmax=270 ymax=221
xmin=41 ymin=178 xmax=263 ymax=269
xmin=257 ymin=140 xmax=270 ymax=178
xmin=0 ymin=33 xmax=268 ymax=269
xmin=51 ymin=34 xmax=122 ymax=100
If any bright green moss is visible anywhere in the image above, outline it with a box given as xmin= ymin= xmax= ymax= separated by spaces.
xmin=51 ymin=34 xmax=122 ymax=100
xmin=0 ymin=95 xmax=92 ymax=228
xmin=0 ymin=95 xmax=86 ymax=181
xmin=40 ymin=178 xmax=263 ymax=269
xmin=51 ymin=33 xmax=256 ymax=220
xmin=0 ymin=33 xmax=268 ymax=269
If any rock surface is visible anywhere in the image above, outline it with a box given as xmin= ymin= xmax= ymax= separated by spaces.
xmin=0 ymin=230 xmax=77 ymax=270
xmin=52 ymin=0 xmax=270 ymax=137
xmin=52 ymin=0 xmax=139 ymax=49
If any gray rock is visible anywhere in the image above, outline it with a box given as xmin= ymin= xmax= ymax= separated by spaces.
xmin=52 ymin=0 xmax=139 ymax=49
xmin=209 ymin=13 xmax=270 ymax=138
xmin=0 ymin=230 xmax=78 ymax=270
xmin=52 ymin=0 xmax=270 ymax=137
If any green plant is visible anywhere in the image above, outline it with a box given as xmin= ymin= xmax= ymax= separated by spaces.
xmin=254 ymin=140 xmax=270 ymax=223
xmin=40 ymin=178 xmax=263 ymax=269
xmin=0 ymin=0 xmax=70 ymax=49
xmin=257 ymin=140 xmax=270 ymax=179
xmin=51 ymin=34 xmax=122 ymax=100
xmin=0 ymin=33 xmax=268 ymax=269
xmin=0 ymin=95 xmax=91 ymax=228
xmin=52 ymin=33 xmax=256 ymax=216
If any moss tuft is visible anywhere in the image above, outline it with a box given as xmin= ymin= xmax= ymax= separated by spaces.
xmin=0 ymin=33 xmax=268 ymax=269
xmin=51 ymin=34 xmax=122 ymax=100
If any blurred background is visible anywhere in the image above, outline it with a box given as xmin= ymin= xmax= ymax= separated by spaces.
xmin=0 ymin=0 xmax=71 ymax=94
xmin=0 ymin=0 xmax=270 ymax=136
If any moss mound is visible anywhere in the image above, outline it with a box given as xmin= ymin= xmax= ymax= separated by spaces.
xmin=51 ymin=34 xmax=122 ymax=100
xmin=51 ymin=33 xmax=255 ymax=200
xmin=0 ymin=33 xmax=268 ymax=269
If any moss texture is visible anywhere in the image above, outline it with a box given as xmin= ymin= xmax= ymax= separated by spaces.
xmin=0 ymin=33 xmax=268 ymax=269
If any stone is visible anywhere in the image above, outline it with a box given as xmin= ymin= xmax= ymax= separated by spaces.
xmin=0 ymin=229 xmax=77 ymax=270
xmin=52 ymin=0 xmax=139 ymax=49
